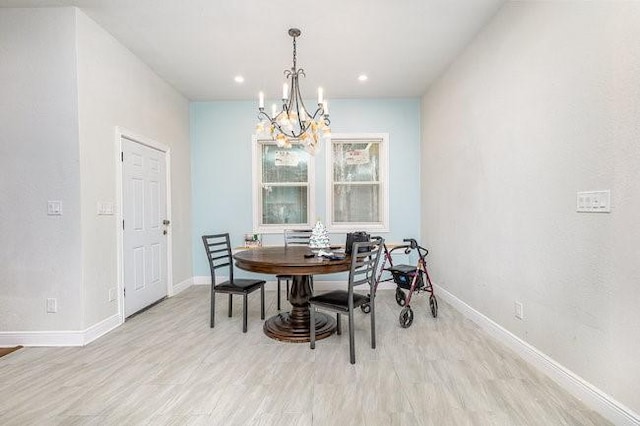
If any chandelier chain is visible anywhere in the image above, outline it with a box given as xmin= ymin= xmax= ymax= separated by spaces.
xmin=292 ymin=34 xmax=297 ymax=72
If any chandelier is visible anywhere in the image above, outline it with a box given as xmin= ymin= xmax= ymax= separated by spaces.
xmin=256 ymin=28 xmax=331 ymax=155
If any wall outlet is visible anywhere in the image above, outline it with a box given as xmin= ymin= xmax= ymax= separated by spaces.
xmin=514 ymin=301 xmax=524 ymax=320
xmin=108 ymin=288 xmax=117 ymax=302
xmin=46 ymin=298 xmax=58 ymax=313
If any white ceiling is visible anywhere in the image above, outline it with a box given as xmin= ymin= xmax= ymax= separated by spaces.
xmin=1 ymin=0 xmax=506 ymax=101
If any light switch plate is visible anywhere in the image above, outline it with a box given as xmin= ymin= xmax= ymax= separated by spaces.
xmin=47 ymin=201 xmax=62 ymax=215
xmin=97 ymin=201 xmax=115 ymax=215
xmin=577 ymin=190 xmax=610 ymax=213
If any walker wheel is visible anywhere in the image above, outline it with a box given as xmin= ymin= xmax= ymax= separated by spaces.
xmin=399 ymin=307 xmax=414 ymax=328
xmin=429 ymin=295 xmax=438 ymax=318
xmin=361 ymin=303 xmax=371 ymax=314
xmin=395 ymin=288 xmax=406 ymax=307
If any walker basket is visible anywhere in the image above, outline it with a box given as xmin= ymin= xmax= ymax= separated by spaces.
xmin=387 ymin=264 xmax=422 ymax=290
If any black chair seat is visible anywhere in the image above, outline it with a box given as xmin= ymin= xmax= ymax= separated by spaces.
xmin=215 ymin=279 xmax=265 ymax=293
xmin=309 ymin=290 xmax=370 ymax=312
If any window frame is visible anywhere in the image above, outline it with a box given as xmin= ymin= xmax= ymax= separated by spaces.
xmin=252 ymin=135 xmax=316 ymax=233
xmin=325 ymin=133 xmax=389 ymax=233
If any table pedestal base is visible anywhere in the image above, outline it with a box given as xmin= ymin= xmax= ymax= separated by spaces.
xmin=263 ymin=274 xmax=336 ymax=343
xmin=263 ymin=311 xmax=336 ymax=343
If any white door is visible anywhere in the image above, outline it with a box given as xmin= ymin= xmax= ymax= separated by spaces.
xmin=122 ymin=137 xmax=168 ymax=317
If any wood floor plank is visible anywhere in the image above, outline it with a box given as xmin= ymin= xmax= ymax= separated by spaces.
xmin=0 ymin=286 xmax=609 ymax=425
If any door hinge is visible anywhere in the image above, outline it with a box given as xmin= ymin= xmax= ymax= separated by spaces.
xmin=124 ymin=288 xmax=126 ymax=297
xmin=121 ymin=152 xmax=124 ymax=162
xmin=122 ymin=220 xmax=125 ymax=230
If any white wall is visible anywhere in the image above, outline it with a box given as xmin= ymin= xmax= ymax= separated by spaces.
xmin=0 ymin=8 xmax=83 ymax=331
xmin=0 ymin=7 xmax=191 ymax=336
xmin=421 ymin=0 xmax=640 ymax=414
xmin=76 ymin=9 xmax=192 ymax=327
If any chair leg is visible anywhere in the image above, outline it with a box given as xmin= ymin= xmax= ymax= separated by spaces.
xmin=277 ymin=278 xmax=282 ymax=311
xmin=370 ymin=296 xmax=376 ymax=349
xmin=228 ymin=294 xmax=233 ymax=317
xmin=348 ymin=309 xmax=355 ymax=364
xmin=260 ymin=285 xmax=265 ymax=320
xmin=286 ymin=280 xmax=290 ymax=300
xmin=336 ymin=313 xmax=342 ymax=335
xmin=309 ymin=305 xmax=316 ymax=349
xmin=242 ymin=294 xmax=248 ymax=333
xmin=210 ymin=285 xmax=216 ymax=328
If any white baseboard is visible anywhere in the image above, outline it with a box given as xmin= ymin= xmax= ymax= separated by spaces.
xmin=83 ymin=313 xmax=121 ymax=345
xmin=435 ymin=284 xmax=640 ymax=426
xmin=0 ymin=314 xmax=121 ymax=347
xmin=170 ymin=277 xmax=193 ymax=296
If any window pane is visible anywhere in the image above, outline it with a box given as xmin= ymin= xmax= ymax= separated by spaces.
xmin=262 ymin=144 xmax=308 ymax=183
xmin=333 ymin=142 xmax=379 ymax=182
xmin=333 ymin=184 xmax=380 ymax=223
xmin=262 ymin=186 xmax=308 ymax=225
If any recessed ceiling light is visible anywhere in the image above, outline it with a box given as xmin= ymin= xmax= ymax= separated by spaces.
xmin=358 ymin=74 xmax=368 ymax=82
xmin=234 ymin=75 xmax=245 ymax=83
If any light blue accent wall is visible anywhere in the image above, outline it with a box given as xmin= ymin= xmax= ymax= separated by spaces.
xmin=191 ymin=98 xmax=421 ymax=279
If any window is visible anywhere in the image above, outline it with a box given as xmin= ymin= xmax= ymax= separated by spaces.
xmin=252 ymin=137 xmax=315 ymax=233
xmin=326 ymin=133 xmax=389 ymax=232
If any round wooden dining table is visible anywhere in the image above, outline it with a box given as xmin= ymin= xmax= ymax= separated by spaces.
xmin=234 ymin=246 xmax=351 ymax=342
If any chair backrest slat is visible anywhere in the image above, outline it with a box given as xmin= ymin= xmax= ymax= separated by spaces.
xmin=284 ymin=228 xmax=313 ymax=247
xmin=348 ymin=237 xmax=384 ymax=299
xmin=202 ymin=233 xmax=234 ymax=284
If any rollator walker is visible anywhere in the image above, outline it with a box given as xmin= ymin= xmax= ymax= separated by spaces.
xmin=363 ymin=238 xmax=437 ymax=328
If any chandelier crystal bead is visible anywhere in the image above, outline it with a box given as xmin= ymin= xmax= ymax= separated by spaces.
xmin=256 ymin=28 xmax=331 ymax=155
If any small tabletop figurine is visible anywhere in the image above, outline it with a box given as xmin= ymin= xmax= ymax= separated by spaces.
xmin=309 ymin=220 xmax=330 ymax=249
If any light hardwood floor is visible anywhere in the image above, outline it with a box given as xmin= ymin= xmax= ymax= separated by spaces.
xmin=0 ymin=286 xmax=608 ymax=425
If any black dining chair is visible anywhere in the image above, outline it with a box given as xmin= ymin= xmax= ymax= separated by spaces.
xmin=202 ymin=233 xmax=265 ymax=333
xmin=309 ymin=236 xmax=384 ymax=364
xmin=276 ymin=228 xmax=313 ymax=310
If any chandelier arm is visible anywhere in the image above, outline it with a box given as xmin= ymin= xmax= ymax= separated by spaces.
xmin=292 ymin=75 xmax=307 ymax=132
xmin=258 ymin=110 xmax=272 ymax=122
xmin=309 ymin=105 xmax=324 ymax=121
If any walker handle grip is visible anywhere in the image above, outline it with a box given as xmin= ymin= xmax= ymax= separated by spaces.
xmin=402 ymin=238 xmax=418 ymax=249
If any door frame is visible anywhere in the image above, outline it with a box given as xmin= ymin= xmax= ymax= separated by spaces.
xmin=115 ymin=126 xmax=173 ymax=324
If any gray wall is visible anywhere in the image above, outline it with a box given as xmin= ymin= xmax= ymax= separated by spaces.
xmin=421 ymin=1 xmax=640 ymax=413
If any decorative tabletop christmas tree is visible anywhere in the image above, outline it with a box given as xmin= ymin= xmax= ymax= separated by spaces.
xmin=309 ymin=220 xmax=330 ymax=249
